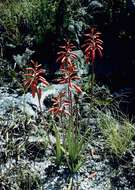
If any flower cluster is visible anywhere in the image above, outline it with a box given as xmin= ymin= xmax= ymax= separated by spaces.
xmin=49 ymin=40 xmax=82 ymax=117
xmin=48 ymin=91 xmax=70 ymax=116
xmin=23 ymin=27 xmax=103 ymax=114
xmin=56 ymin=40 xmax=77 ymax=69
xmin=23 ymin=60 xmax=49 ymax=98
xmin=58 ymin=65 xmax=82 ymax=94
xmin=82 ymin=27 xmax=103 ymax=64
xmin=57 ymin=40 xmax=82 ymax=94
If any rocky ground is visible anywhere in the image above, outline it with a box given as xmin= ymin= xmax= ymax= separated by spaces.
xmin=0 ymin=83 xmax=135 ymax=190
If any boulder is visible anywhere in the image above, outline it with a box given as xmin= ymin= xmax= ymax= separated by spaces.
xmin=0 ymin=84 xmax=67 ymax=117
xmin=73 ymin=50 xmax=89 ymax=76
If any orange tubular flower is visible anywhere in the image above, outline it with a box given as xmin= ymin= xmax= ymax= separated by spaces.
xmin=23 ymin=60 xmax=49 ymax=98
xmin=48 ymin=91 xmax=70 ymax=116
xmin=56 ymin=40 xmax=77 ymax=69
xmin=56 ymin=39 xmax=82 ymax=94
xmin=57 ymin=64 xmax=82 ymax=94
xmin=82 ymin=27 xmax=103 ymax=64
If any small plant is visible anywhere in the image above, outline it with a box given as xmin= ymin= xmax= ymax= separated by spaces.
xmin=99 ymin=113 xmax=135 ymax=158
xmin=1 ymin=164 xmax=41 ymax=190
xmin=49 ymin=91 xmax=70 ymax=165
xmin=23 ymin=60 xmax=49 ymax=111
xmin=64 ymin=126 xmax=87 ymax=173
xmin=51 ymin=121 xmax=89 ymax=172
xmin=53 ymin=126 xmax=64 ymax=165
xmin=49 ymin=40 xmax=88 ymax=172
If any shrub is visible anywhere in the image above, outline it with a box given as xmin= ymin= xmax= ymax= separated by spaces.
xmin=0 ymin=0 xmax=59 ymax=44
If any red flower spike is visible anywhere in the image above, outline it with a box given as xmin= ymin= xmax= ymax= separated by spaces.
xmin=57 ymin=40 xmax=77 ymax=69
xmin=82 ymin=27 xmax=103 ymax=64
xmin=56 ymin=39 xmax=82 ymax=94
xmin=58 ymin=63 xmax=82 ymax=94
xmin=48 ymin=91 xmax=70 ymax=116
xmin=23 ymin=60 xmax=49 ymax=98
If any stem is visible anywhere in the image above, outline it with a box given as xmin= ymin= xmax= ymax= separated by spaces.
xmin=68 ymin=84 xmax=73 ymax=127
xmin=37 ymin=91 xmax=42 ymax=112
xmin=59 ymin=96 xmax=65 ymax=144
xmin=75 ymin=97 xmax=79 ymax=138
xmin=92 ymin=62 xmax=95 ymax=77
xmin=90 ymin=62 xmax=95 ymax=94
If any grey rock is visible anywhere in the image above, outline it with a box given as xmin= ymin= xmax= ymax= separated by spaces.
xmin=13 ymin=48 xmax=34 ymax=69
xmin=81 ymin=118 xmax=96 ymax=127
xmin=74 ymin=50 xmax=89 ymax=76
xmin=132 ymin=0 xmax=135 ymax=6
xmin=128 ymin=0 xmax=135 ymax=9
xmin=0 ymin=83 xmax=67 ymax=117
xmin=88 ymin=0 xmax=103 ymax=10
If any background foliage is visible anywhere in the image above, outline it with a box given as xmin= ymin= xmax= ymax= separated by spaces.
xmin=0 ymin=0 xmax=59 ymax=44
